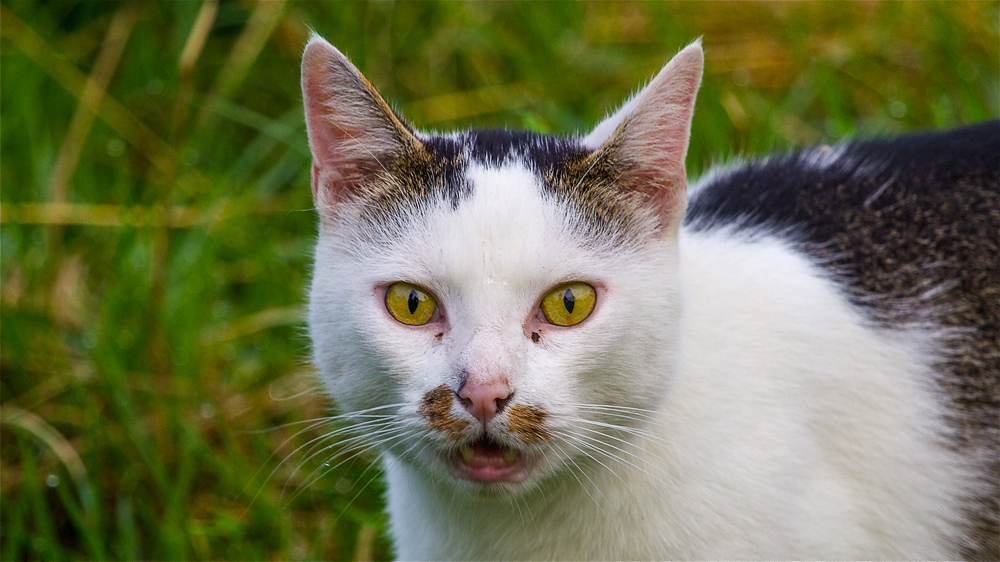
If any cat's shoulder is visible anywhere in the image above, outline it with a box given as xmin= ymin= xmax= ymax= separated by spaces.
xmin=683 ymin=120 xmax=1000 ymax=319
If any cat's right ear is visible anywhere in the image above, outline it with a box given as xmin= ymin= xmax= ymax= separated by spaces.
xmin=301 ymin=35 xmax=422 ymax=212
xmin=581 ymin=42 xmax=703 ymax=235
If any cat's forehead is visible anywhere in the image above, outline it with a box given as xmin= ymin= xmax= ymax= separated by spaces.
xmin=352 ymin=128 xmax=656 ymax=248
xmin=427 ymin=159 xmax=577 ymax=279
xmin=370 ymin=159 xmax=594 ymax=291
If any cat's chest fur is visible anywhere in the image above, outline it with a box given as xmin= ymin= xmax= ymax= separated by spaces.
xmin=301 ymin=35 xmax=999 ymax=560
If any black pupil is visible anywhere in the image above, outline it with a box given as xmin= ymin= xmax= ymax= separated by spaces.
xmin=407 ymin=290 xmax=420 ymax=314
xmin=563 ymin=288 xmax=575 ymax=314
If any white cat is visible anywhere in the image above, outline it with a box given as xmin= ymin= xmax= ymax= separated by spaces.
xmin=301 ymin=34 xmax=999 ymax=560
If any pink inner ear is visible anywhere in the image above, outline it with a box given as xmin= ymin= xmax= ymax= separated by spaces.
xmin=611 ymin=42 xmax=703 ymax=227
xmin=301 ymin=39 xmax=368 ymax=187
xmin=302 ymin=75 xmax=341 ymax=172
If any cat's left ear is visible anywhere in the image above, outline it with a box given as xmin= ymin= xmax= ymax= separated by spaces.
xmin=582 ymin=41 xmax=703 ymax=234
xmin=301 ymin=35 xmax=423 ymax=213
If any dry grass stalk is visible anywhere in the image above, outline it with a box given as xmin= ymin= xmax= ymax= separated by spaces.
xmin=46 ymin=4 xmax=140 ymax=204
xmin=0 ymin=202 xmax=205 ymax=228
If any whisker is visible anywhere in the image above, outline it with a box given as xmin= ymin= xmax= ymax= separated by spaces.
xmin=572 ymin=414 xmax=709 ymax=468
xmin=568 ymin=416 xmax=676 ymax=448
xmin=353 ymin=402 xmax=413 ymax=413
xmin=575 ymin=403 xmax=688 ymax=424
xmin=564 ymin=429 xmax=648 ymax=468
xmin=268 ymin=381 xmax=326 ymax=402
xmin=561 ymin=429 xmax=678 ymax=493
xmin=565 ymin=424 xmax=649 ymax=463
xmin=241 ymin=416 xmax=339 ymax=435
xmin=285 ymin=422 xmax=405 ymax=491
xmin=267 ymin=417 xmax=401 ymax=494
xmin=590 ymin=404 xmax=687 ymax=420
xmin=574 ymin=403 xmax=664 ymax=421
xmin=551 ymin=441 xmax=606 ymax=512
xmin=392 ymin=429 xmax=433 ymax=462
xmin=284 ymin=449 xmax=366 ymax=506
xmin=561 ymin=439 xmax=628 ymax=487
xmin=312 ymin=426 xmax=422 ymax=496
xmin=248 ymin=399 xmax=414 ymax=510
xmin=264 ymin=404 xmax=408 ymax=469
xmin=288 ymin=426 xmax=420 ymax=504
xmin=294 ymin=417 xmax=403 ymax=462
xmin=245 ymin=417 xmax=344 ymax=509
xmin=250 ymin=402 xmax=411 ymax=438
xmin=330 ymin=447 xmax=398 ymax=526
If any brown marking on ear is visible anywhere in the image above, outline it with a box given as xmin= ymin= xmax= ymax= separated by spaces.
xmin=507 ymin=404 xmax=549 ymax=443
xmin=536 ymin=113 xmax=692 ymax=245
xmin=418 ymin=384 xmax=469 ymax=438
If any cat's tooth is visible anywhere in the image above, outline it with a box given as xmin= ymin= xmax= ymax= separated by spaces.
xmin=503 ymin=449 xmax=517 ymax=464
xmin=460 ymin=445 xmax=474 ymax=462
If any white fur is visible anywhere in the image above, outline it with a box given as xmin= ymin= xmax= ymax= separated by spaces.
xmin=310 ymin=158 xmax=973 ymax=560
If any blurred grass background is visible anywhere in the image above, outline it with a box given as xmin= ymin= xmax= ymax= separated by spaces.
xmin=1 ymin=1 xmax=997 ymax=559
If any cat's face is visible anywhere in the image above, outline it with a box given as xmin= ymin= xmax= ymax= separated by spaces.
xmin=303 ymin=36 xmax=702 ymax=493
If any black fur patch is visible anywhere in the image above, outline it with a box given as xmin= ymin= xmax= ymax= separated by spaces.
xmin=686 ymin=120 xmax=1000 ymax=559
xmin=461 ymin=129 xmax=586 ymax=171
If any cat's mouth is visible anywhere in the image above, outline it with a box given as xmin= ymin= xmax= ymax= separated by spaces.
xmin=449 ymin=437 xmax=530 ymax=483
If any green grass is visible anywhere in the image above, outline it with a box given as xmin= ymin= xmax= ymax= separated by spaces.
xmin=1 ymin=1 xmax=997 ymax=559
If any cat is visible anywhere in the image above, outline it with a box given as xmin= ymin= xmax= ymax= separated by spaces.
xmin=300 ymin=33 xmax=999 ymax=560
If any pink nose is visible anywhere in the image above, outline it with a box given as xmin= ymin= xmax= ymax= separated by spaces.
xmin=457 ymin=378 xmax=513 ymax=426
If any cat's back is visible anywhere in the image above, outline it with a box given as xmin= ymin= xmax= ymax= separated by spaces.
xmin=684 ymin=120 xmax=999 ymax=559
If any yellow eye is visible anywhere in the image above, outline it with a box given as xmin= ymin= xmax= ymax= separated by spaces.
xmin=541 ymin=282 xmax=596 ymax=327
xmin=385 ymin=282 xmax=437 ymax=326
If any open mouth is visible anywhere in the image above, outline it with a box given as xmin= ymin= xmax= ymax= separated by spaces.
xmin=450 ymin=437 xmax=529 ymax=483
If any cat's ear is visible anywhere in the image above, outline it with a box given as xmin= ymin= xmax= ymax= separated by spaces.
xmin=301 ymin=35 xmax=423 ymax=211
xmin=582 ymin=41 xmax=703 ymax=233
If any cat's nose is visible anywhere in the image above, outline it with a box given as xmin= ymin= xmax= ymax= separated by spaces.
xmin=457 ymin=378 xmax=513 ymax=427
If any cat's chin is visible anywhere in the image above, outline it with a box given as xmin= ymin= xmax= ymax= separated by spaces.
xmin=446 ymin=437 xmax=533 ymax=485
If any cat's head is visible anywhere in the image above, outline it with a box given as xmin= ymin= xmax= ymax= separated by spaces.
xmin=302 ymin=35 xmax=701 ymax=494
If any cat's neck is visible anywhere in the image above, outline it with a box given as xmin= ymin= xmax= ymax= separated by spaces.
xmin=384 ymin=434 xmax=683 ymax=560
